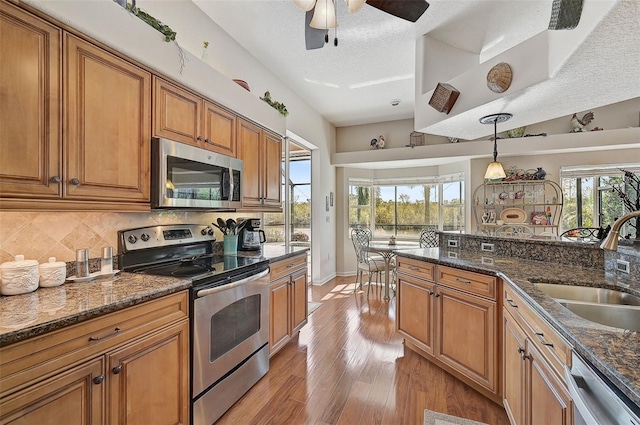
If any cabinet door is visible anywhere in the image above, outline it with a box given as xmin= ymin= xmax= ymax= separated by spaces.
xmin=107 ymin=321 xmax=189 ymax=425
xmin=527 ymin=342 xmax=573 ymax=425
xmin=0 ymin=3 xmax=61 ymax=198
xmin=261 ymin=131 xmax=282 ymax=209
xmin=291 ymin=269 xmax=308 ymax=335
xmin=0 ymin=357 xmax=105 ymax=425
xmin=436 ymin=286 xmax=497 ymax=392
xmin=269 ymin=276 xmax=290 ymax=356
xmin=152 ymin=77 xmax=201 ymax=147
xmin=64 ymin=34 xmax=150 ymax=202
xmin=503 ymin=309 xmax=527 ymax=425
xmin=203 ymin=101 xmax=236 ymax=156
xmin=397 ymin=275 xmax=435 ymax=354
xmin=237 ymin=119 xmax=262 ymax=208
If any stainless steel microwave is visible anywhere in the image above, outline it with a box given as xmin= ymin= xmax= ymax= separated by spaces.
xmin=151 ymin=137 xmax=243 ymax=210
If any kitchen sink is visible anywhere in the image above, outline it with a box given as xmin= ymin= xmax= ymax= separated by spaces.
xmin=558 ymin=301 xmax=640 ymax=331
xmin=533 ymin=283 xmax=640 ymax=306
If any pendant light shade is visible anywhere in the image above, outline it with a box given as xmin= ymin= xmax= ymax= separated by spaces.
xmin=293 ymin=0 xmax=316 ymax=12
xmin=310 ymin=0 xmax=338 ymax=29
xmin=480 ymin=113 xmax=512 ymax=180
xmin=345 ymin=0 xmax=366 ymax=13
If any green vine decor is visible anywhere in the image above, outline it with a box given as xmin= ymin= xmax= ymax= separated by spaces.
xmin=126 ymin=4 xmax=176 ymax=42
xmin=260 ymin=91 xmax=289 ymax=117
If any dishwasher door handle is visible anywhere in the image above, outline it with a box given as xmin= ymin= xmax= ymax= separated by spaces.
xmin=196 ymin=269 xmax=269 ymax=298
xmin=565 ymin=367 xmax=599 ymax=425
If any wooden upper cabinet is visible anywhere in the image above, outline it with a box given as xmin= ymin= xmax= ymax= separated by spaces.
xmin=153 ymin=77 xmax=201 ymax=147
xmin=237 ymin=118 xmax=282 ymax=211
xmin=64 ymin=33 xmax=151 ymax=202
xmin=0 ymin=2 xmax=61 ymax=198
xmin=203 ymin=101 xmax=236 ymax=157
xmin=153 ymin=77 xmax=236 ymax=156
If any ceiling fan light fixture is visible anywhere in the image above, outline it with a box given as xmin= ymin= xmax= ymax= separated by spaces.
xmin=293 ymin=0 xmax=316 ymax=12
xmin=310 ymin=0 xmax=338 ymax=29
xmin=344 ymin=0 xmax=366 ymax=13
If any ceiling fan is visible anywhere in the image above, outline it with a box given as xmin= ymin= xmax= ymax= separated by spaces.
xmin=293 ymin=0 xmax=430 ymax=50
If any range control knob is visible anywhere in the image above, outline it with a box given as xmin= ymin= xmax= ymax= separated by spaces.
xmin=127 ymin=235 xmax=138 ymax=244
xmin=201 ymin=228 xmax=208 ymax=236
xmin=140 ymin=233 xmax=150 ymax=242
xmin=207 ymin=228 xmax=214 ymax=236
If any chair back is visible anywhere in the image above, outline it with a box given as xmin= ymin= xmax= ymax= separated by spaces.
xmin=351 ymin=227 xmax=372 ymax=264
xmin=419 ymin=226 xmax=438 ymax=248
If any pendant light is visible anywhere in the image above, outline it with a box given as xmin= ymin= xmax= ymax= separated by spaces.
xmin=293 ymin=0 xmax=316 ymax=11
xmin=310 ymin=0 xmax=337 ymax=29
xmin=480 ymin=113 xmax=512 ymax=180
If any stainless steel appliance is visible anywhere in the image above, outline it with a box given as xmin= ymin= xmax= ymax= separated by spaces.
xmin=151 ymin=137 xmax=243 ymax=210
xmin=237 ymin=218 xmax=266 ymax=251
xmin=566 ymin=352 xmax=640 ymax=425
xmin=118 ymin=224 xmax=270 ymax=425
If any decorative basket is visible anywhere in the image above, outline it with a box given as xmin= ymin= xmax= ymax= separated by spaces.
xmin=409 ymin=131 xmax=426 ymax=146
xmin=428 ymin=83 xmax=459 ymax=114
xmin=487 ymin=62 xmax=512 ymax=93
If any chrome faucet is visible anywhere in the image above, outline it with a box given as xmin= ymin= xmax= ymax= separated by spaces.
xmin=600 ymin=210 xmax=640 ymax=250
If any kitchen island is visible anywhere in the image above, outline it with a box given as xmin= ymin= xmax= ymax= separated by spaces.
xmin=395 ymin=247 xmax=640 ymax=410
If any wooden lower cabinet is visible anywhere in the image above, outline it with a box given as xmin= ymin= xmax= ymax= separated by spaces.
xmin=0 ymin=291 xmax=189 ymax=425
xmin=396 ymin=257 xmax=500 ymax=400
xmin=269 ymin=253 xmax=308 ymax=356
xmin=503 ymin=283 xmax=573 ymax=425
xmin=0 ymin=357 xmax=106 ymax=425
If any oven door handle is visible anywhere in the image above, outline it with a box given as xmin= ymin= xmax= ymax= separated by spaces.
xmin=196 ymin=269 xmax=269 ymax=298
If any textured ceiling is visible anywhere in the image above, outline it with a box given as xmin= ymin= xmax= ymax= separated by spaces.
xmin=194 ymin=0 xmax=640 ymax=139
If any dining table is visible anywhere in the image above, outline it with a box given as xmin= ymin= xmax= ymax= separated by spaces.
xmin=366 ymin=241 xmax=420 ymax=300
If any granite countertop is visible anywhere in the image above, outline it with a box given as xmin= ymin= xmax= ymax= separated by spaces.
xmin=395 ymin=247 xmax=640 ymax=409
xmin=0 ymin=245 xmax=309 ymax=347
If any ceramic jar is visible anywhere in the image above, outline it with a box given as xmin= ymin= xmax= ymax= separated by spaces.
xmin=0 ymin=254 xmax=39 ymax=295
xmin=39 ymin=257 xmax=67 ymax=288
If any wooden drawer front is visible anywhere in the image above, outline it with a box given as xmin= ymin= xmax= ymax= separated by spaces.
xmin=270 ymin=254 xmax=307 ymax=281
xmin=396 ymin=257 xmax=435 ymax=281
xmin=0 ymin=291 xmax=188 ymax=397
xmin=504 ymin=284 xmax=572 ymax=379
xmin=437 ymin=266 xmax=496 ymax=300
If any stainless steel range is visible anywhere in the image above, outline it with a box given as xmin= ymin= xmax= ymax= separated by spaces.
xmin=118 ymin=224 xmax=270 ymax=425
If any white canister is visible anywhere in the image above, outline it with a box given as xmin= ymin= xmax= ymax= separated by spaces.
xmin=0 ymin=255 xmax=39 ymax=296
xmin=39 ymin=257 xmax=67 ymax=288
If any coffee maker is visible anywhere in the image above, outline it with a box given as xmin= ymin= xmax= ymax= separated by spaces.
xmin=237 ymin=218 xmax=266 ymax=251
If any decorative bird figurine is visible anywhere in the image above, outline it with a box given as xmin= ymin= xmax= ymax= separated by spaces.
xmin=570 ymin=111 xmax=594 ymax=132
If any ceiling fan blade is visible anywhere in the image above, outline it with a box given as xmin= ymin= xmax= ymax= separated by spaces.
xmin=305 ymin=9 xmax=327 ymax=50
xmin=366 ymin=0 xmax=430 ymax=23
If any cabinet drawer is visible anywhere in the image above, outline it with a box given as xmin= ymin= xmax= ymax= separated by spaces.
xmin=437 ymin=266 xmax=497 ymax=300
xmin=0 ymin=291 xmax=188 ymax=397
xmin=504 ymin=284 xmax=572 ymax=380
xmin=396 ymin=257 xmax=435 ymax=281
xmin=270 ymin=254 xmax=307 ymax=281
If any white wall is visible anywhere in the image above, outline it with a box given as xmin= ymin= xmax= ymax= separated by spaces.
xmin=22 ymin=0 xmax=337 ymax=285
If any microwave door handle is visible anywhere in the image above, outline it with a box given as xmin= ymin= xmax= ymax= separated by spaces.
xmin=259 ymin=230 xmax=266 ymax=243
xmin=228 ymin=167 xmax=233 ymax=201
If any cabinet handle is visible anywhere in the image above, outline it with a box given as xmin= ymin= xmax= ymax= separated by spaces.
xmin=455 ymin=278 xmax=471 ymax=285
xmin=49 ymin=176 xmax=61 ymax=183
xmin=112 ymin=365 xmax=123 ymax=375
xmin=88 ymin=326 xmax=121 ymax=342
xmin=534 ymin=332 xmax=554 ymax=347
xmin=517 ymin=347 xmax=525 ymax=354
xmin=93 ymin=375 xmax=105 ymax=385
xmin=408 ymin=266 xmax=420 ymax=271
xmin=197 ymin=136 xmax=202 ymax=141
xmin=69 ymin=178 xmax=80 ymax=185
xmin=287 ymin=264 xmax=295 ymax=268
xmin=506 ymin=299 xmax=518 ymax=308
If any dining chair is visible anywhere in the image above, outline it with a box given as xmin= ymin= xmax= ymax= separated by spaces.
xmin=350 ymin=227 xmax=394 ymax=296
xmin=419 ymin=226 xmax=439 ymax=248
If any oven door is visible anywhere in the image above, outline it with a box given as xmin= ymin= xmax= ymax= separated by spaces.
xmin=192 ymin=267 xmax=269 ymax=397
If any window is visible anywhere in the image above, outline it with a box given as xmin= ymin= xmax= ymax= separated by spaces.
xmin=561 ymin=165 xmax=639 ymax=239
xmin=348 ymin=174 xmax=465 ymax=238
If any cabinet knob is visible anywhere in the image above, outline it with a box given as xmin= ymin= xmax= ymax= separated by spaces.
xmin=49 ymin=176 xmax=61 ymax=183
xmin=205 ymin=138 xmax=212 ymax=144
xmin=93 ymin=374 xmax=105 ymax=385
xmin=428 ymin=290 xmax=434 ymax=296
xmin=69 ymin=178 xmax=80 ymax=185
xmin=112 ymin=365 xmax=123 ymax=375
xmin=197 ymin=136 xmax=203 ymax=141
xmin=434 ymin=293 xmax=440 ymax=298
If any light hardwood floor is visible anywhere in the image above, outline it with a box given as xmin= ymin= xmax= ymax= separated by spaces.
xmin=216 ymin=276 xmax=510 ymax=425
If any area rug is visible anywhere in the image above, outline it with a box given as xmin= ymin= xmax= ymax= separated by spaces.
xmin=308 ymin=301 xmax=322 ymax=315
xmin=424 ymin=410 xmax=488 ymax=425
